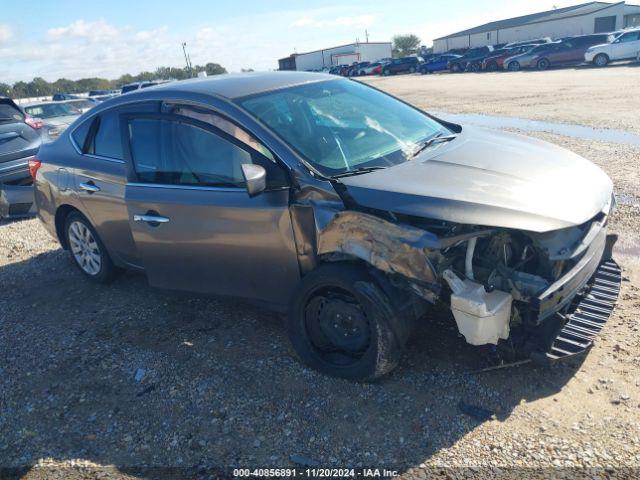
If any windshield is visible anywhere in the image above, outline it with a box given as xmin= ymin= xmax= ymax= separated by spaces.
xmin=25 ymin=103 xmax=80 ymax=119
xmin=239 ymin=79 xmax=450 ymax=176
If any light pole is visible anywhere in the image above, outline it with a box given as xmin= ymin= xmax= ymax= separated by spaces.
xmin=182 ymin=42 xmax=193 ymax=77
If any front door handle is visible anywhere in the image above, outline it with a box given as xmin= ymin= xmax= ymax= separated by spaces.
xmin=79 ymin=181 xmax=100 ymax=193
xmin=133 ymin=214 xmax=170 ymax=224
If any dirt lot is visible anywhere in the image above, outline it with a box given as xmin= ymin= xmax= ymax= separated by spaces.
xmin=2 ymin=67 xmax=640 ymax=479
xmin=362 ymin=64 xmax=640 ymax=135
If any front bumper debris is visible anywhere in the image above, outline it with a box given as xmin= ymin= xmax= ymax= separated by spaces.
xmin=531 ymin=258 xmax=622 ymax=364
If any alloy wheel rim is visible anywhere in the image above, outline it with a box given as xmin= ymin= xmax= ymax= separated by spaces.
xmin=68 ymin=221 xmax=102 ymax=275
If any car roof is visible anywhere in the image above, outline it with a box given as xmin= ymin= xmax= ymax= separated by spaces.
xmin=123 ymin=71 xmax=336 ymax=100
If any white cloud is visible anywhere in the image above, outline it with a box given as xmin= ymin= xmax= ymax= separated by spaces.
xmin=47 ymin=19 xmax=119 ymax=42
xmin=0 ymin=24 xmax=12 ymax=43
xmin=291 ymin=14 xmax=376 ymax=29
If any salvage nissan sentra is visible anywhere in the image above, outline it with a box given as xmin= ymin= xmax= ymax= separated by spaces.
xmin=32 ymin=72 xmax=621 ymax=380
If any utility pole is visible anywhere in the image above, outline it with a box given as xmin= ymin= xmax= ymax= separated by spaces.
xmin=182 ymin=42 xmax=193 ymax=77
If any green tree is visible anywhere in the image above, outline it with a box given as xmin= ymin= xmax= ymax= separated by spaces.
xmin=203 ymin=62 xmax=227 ymax=76
xmin=392 ymin=34 xmax=421 ymax=57
xmin=0 ymin=82 xmax=13 ymax=97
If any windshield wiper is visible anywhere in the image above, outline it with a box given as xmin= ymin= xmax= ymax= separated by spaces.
xmin=410 ymin=133 xmax=458 ymax=159
xmin=331 ymin=166 xmax=387 ymax=178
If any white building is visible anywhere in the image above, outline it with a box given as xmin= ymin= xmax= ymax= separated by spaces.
xmin=433 ymin=1 xmax=640 ymax=53
xmin=278 ymin=42 xmax=392 ymax=71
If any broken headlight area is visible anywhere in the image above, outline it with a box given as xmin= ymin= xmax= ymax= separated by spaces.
xmin=313 ymin=206 xmax=619 ymax=362
xmin=430 ymin=217 xmax=619 ymax=361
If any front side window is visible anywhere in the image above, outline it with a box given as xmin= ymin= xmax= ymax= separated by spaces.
xmin=239 ymin=79 xmax=450 ymax=177
xmin=165 ymin=104 xmax=275 ymax=161
xmin=129 ymin=118 xmax=250 ymax=187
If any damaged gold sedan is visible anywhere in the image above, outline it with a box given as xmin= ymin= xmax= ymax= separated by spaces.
xmin=34 ymin=72 xmax=621 ymax=380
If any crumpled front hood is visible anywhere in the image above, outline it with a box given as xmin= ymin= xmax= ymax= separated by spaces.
xmin=338 ymin=126 xmax=613 ymax=232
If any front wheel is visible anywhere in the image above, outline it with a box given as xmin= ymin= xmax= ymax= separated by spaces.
xmin=450 ymin=63 xmax=460 ymax=73
xmin=382 ymin=69 xmax=390 ymax=76
xmin=537 ymin=58 xmax=550 ymax=70
xmin=507 ymin=61 xmax=521 ymax=72
xmin=65 ymin=211 xmax=118 ymax=283
xmin=594 ymin=53 xmax=609 ymax=67
xmin=470 ymin=62 xmax=481 ymax=72
xmin=287 ymin=264 xmax=406 ymax=381
xmin=409 ymin=66 xmax=416 ymax=73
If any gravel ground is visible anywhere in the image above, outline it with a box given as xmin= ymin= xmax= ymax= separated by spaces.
xmin=360 ymin=64 xmax=640 ymax=135
xmin=2 ymin=68 xmax=640 ymax=479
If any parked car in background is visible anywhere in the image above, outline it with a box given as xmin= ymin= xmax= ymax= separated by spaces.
xmin=121 ymin=81 xmax=165 ymax=94
xmin=382 ymin=56 xmax=423 ymax=75
xmin=0 ymin=97 xmax=41 ymax=218
xmin=65 ymin=98 xmax=100 ymax=113
xmin=348 ymin=62 xmax=370 ymax=76
xmin=585 ymin=28 xmax=640 ymax=66
xmin=23 ymin=101 xmax=81 ymax=143
xmin=482 ymin=45 xmax=537 ymax=71
xmin=505 ymin=34 xmax=610 ymax=70
xmin=89 ymin=90 xmax=112 ymax=97
xmin=358 ymin=62 xmax=382 ymax=75
xmin=93 ymin=94 xmax=119 ymax=102
xmin=448 ymin=46 xmax=494 ymax=72
xmin=503 ymin=42 xmax=560 ymax=71
xmin=503 ymin=37 xmax=552 ymax=48
xmin=33 ymin=72 xmax=620 ymax=380
xmin=52 ymin=93 xmax=81 ymax=101
xmin=419 ymin=54 xmax=461 ymax=74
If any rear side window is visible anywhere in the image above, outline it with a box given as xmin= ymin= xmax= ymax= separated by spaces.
xmin=93 ymin=111 xmax=123 ymax=160
xmin=86 ymin=102 xmax=158 ymax=159
xmin=71 ymin=118 xmax=93 ymax=151
xmin=0 ymin=101 xmax=24 ymax=124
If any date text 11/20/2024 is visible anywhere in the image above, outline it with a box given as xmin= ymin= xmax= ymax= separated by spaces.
xmin=233 ymin=468 xmax=399 ymax=477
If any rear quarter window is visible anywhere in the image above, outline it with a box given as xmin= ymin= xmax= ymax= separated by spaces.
xmin=71 ymin=118 xmax=93 ymax=151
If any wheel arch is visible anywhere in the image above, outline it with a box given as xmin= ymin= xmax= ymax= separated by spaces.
xmin=55 ymin=204 xmax=83 ymax=250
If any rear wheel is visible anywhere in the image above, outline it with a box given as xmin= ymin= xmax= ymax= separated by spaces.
xmin=65 ymin=211 xmax=117 ymax=283
xmin=537 ymin=58 xmax=550 ymax=70
xmin=594 ymin=53 xmax=609 ymax=67
xmin=287 ymin=264 xmax=406 ymax=381
xmin=450 ymin=63 xmax=461 ymax=73
xmin=382 ymin=69 xmax=390 ymax=76
xmin=486 ymin=61 xmax=497 ymax=72
xmin=507 ymin=61 xmax=521 ymax=71
xmin=470 ymin=62 xmax=481 ymax=72
xmin=409 ymin=66 xmax=416 ymax=73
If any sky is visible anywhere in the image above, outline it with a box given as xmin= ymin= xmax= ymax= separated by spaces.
xmin=0 ymin=0 xmax=585 ymax=83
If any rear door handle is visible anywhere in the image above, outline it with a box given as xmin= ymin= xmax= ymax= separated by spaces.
xmin=133 ymin=214 xmax=170 ymax=224
xmin=79 ymin=181 xmax=100 ymax=193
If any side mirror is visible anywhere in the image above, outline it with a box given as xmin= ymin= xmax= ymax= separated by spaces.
xmin=241 ymin=163 xmax=266 ymax=197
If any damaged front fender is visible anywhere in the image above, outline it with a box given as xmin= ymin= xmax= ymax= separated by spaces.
xmin=316 ymin=210 xmax=441 ymax=287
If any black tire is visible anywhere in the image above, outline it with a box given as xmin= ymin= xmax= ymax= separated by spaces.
xmin=537 ymin=58 xmax=550 ymax=70
xmin=470 ymin=62 xmax=481 ymax=72
xmin=409 ymin=66 xmax=416 ymax=73
xmin=382 ymin=69 xmax=390 ymax=76
xmin=507 ymin=61 xmax=521 ymax=72
xmin=486 ymin=61 xmax=497 ymax=72
xmin=450 ymin=63 xmax=460 ymax=73
xmin=594 ymin=53 xmax=609 ymax=67
xmin=287 ymin=263 xmax=407 ymax=381
xmin=64 ymin=211 xmax=118 ymax=283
